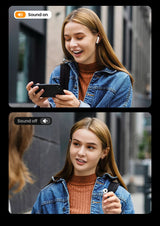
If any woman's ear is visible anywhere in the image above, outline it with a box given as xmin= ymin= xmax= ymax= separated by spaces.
xmin=101 ymin=147 xmax=110 ymax=159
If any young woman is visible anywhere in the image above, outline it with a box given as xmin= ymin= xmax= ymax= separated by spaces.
xmin=26 ymin=8 xmax=134 ymax=108
xmin=32 ymin=117 xmax=134 ymax=214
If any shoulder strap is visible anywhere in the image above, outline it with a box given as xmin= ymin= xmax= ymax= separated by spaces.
xmin=60 ymin=63 xmax=70 ymax=90
xmin=108 ymin=181 xmax=119 ymax=193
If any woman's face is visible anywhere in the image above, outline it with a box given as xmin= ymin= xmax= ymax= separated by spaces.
xmin=64 ymin=22 xmax=98 ymax=64
xmin=69 ymin=129 xmax=107 ymax=176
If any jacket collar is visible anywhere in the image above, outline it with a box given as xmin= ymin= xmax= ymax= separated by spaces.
xmin=51 ymin=176 xmax=65 ymax=183
xmin=100 ymin=172 xmax=117 ymax=180
xmin=52 ymin=173 xmax=117 ymax=183
xmin=100 ymin=67 xmax=117 ymax=74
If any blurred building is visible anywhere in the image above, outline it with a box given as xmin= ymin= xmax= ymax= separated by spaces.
xmin=9 ymin=6 xmax=47 ymax=105
xmin=9 ymin=6 xmax=151 ymax=107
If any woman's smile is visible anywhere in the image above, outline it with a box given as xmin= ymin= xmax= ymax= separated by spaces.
xmin=72 ymin=50 xmax=83 ymax=58
xmin=76 ymin=158 xmax=87 ymax=165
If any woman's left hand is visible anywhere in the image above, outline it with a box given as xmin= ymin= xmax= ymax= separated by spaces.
xmin=102 ymin=192 xmax=121 ymax=214
xmin=52 ymin=90 xmax=80 ymax=107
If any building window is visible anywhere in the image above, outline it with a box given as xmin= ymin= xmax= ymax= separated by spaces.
xmin=107 ymin=6 xmax=114 ymax=48
xmin=16 ymin=30 xmax=30 ymax=102
xmin=122 ymin=6 xmax=133 ymax=72
xmin=66 ymin=6 xmax=78 ymax=16
xmin=129 ymin=29 xmax=132 ymax=71
xmin=123 ymin=18 xmax=127 ymax=66
xmin=15 ymin=25 xmax=45 ymax=103
xmin=66 ymin=6 xmax=101 ymax=18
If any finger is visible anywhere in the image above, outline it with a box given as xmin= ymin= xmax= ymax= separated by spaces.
xmin=26 ymin=81 xmax=34 ymax=91
xmin=55 ymin=95 xmax=69 ymax=101
xmin=63 ymin=89 xmax=72 ymax=95
xmin=55 ymin=92 xmax=73 ymax=101
xmin=35 ymin=89 xmax=44 ymax=99
xmin=104 ymin=207 xmax=121 ymax=214
xmin=103 ymin=201 xmax=121 ymax=210
xmin=103 ymin=192 xmax=114 ymax=201
xmin=103 ymin=195 xmax=120 ymax=205
xmin=28 ymin=86 xmax=39 ymax=98
xmin=35 ymin=97 xmax=48 ymax=104
xmin=102 ymin=200 xmax=121 ymax=214
xmin=53 ymin=97 xmax=75 ymax=108
xmin=55 ymin=89 xmax=73 ymax=99
xmin=52 ymin=97 xmax=66 ymax=107
xmin=28 ymin=86 xmax=45 ymax=104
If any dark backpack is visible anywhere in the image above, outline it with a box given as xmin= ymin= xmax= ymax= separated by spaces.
xmin=108 ymin=181 xmax=120 ymax=193
xmin=60 ymin=63 xmax=70 ymax=90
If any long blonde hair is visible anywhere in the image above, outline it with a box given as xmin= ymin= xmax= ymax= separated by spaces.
xmin=52 ymin=117 xmax=127 ymax=190
xmin=9 ymin=113 xmax=34 ymax=196
xmin=61 ymin=8 xmax=134 ymax=86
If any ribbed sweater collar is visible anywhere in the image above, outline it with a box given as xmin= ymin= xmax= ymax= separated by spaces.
xmin=78 ymin=62 xmax=105 ymax=73
xmin=68 ymin=173 xmax=97 ymax=185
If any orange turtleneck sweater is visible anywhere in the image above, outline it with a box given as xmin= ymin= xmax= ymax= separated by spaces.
xmin=67 ymin=174 xmax=97 ymax=214
xmin=78 ymin=62 xmax=104 ymax=101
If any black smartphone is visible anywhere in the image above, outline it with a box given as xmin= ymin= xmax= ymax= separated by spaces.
xmin=32 ymin=84 xmax=65 ymax=97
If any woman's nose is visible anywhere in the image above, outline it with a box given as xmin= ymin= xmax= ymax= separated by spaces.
xmin=77 ymin=146 xmax=86 ymax=156
xmin=70 ymin=38 xmax=78 ymax=48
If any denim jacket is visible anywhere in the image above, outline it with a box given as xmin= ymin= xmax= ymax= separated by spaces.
xmin=48 ymin=62 xmax=132 ymax=108
xmin=31 ymin=173 xmax=134 ymax=214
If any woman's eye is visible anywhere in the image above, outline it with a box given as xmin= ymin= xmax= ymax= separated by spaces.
xmin=73 ymin=142 xmax=80 ymax=147
xmin=88 ymin=146 xmax=94 ymax=150
xmin=65 ymin=38 xmax=71 ymax=42
xmin=77 ymin=37 xmax=83 ymax=40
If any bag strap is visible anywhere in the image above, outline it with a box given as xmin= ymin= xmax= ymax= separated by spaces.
xmin=108 ymin=181 xmax=119 ymax=193
xmin=60 ymin=63 xmax=70 ymax=90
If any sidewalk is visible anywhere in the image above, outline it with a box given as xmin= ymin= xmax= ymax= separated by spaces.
xmin=123 ymin=174 xmax=145 ymax=214
xmin=132 ymin=192 xmax=144 ymax=214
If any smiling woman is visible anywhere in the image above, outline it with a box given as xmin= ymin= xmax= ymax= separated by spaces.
xmin=26 ymin=7 xmax=133 ymax=108
xmin=31 ymin=117 xmax=135 ymax=214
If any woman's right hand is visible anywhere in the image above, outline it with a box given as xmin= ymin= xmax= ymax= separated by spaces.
xmin=26 ymin=81 xmax=51 ymax=108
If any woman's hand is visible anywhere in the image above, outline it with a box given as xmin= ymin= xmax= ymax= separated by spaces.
xmin=26 ymin=81 xmax=50 ymax=108
xmin=102 ymin=192 xmax=121 ymax=214
xmin=52 ymin=90 xmax=80 ymax=108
